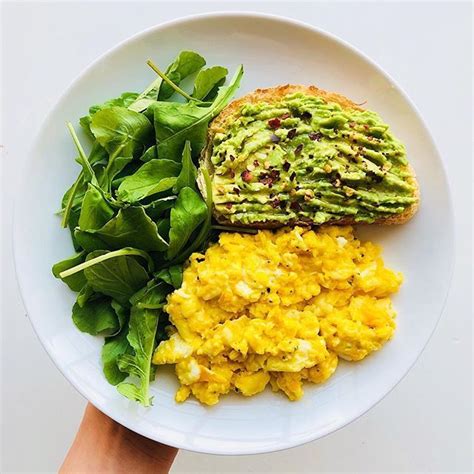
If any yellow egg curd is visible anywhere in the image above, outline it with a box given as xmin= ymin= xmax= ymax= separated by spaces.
xmin=152 ymin=226 xmax=402 ymax=405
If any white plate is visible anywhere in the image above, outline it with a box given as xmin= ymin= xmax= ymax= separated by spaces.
xmin=13 ymin=12 xmax=454 ymax=455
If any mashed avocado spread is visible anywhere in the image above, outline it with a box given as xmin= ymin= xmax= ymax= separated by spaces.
xmin=210 ymin=93 xmax=417 ymax=224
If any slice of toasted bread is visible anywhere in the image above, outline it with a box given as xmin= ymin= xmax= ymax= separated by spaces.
xmin=200 ymin=84 xmax=419 ymax=228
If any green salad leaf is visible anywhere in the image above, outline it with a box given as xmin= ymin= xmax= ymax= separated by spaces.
xmin=102 ymin=328 xmax=131 ymax=385
xmin=90 ymin=107 xmax=153 ymax=165
xmin=158 ymin=50 xmax=206 ymax=100
xmin=155 ymin=265 xmax=183 ymax=289
xmin=117 ymin=306 xmax=160 ymax=406
xmin=78 ymin=184 xmax=114 ymax=231
xmin=80 ymin=92 xmax=139 ymax=137
xmin=87 ymin=207 xmax=169 ymax=252
xmin=167 ymin=187 xmax=208 ymax=259
xmin=52 ymin=251 xmax=87 ymax=291
xmin=139 ymin=145 xmax=158 ymax=163
xmin=173 ymin=141 xmax=197 ymax=193
xmin=82 ymin=250 xmax=150 ymax=305
xmin=192 ymin=66 xmax=228 ymax=100
xmin=76 ymin=284 xmax=94 ymax=307
xmin=117 ymin=159 xmax=181 ymax=203
xmin=142 ymin=196 xmax=176 ymax=219
xmin=52 ymin=50 xmax=244 ymax=406
xmin=152 ymin=64 xmax=243 ymax=161
xmin=72 ymin=296 xmax=124 ymax=336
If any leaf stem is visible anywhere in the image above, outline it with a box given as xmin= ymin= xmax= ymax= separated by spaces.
xmin=67 ymin=122 xmax=96 ymax=184
xmin=146 ymin=60 xmax=202 ymax=103
xmin=59 ymin=248 xmax=154 ymax=279
xmin=60 ymin=170 xmax=83 ymax=228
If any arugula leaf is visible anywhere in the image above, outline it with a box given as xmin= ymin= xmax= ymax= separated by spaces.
xmin=171 ymin=167 xmax=213 ymax=264
xmin=192 ymin=66 xmax=228 ymax=100
xmin=110 ymin=161 xmax=143 ymax=190
xmin=117 ymin=306 xmax=160 ymax=406
xmin=102 ymin=328 xmax=132 ymax=385
xmin=80 ymin=92 xmax=139 ymax=137
xmin=155 ymin=265 xmax=183 ymax=289
xmin=78 ymin=184 xmax=114 ymax=231
xmin=101 ymin=156 xmax=133 ymax=190
xmin=82 ymin=250 xmax=150 ymax=305
xmin=89 ymin=207 xmax=168 ymax=252
xmin=117 ymin=159 xmax=181 ymax=203
xmin=76 ymin=284 xmax=94 ymax=307
xmin=130 ymin=280 xmax=170 ymax=309
xmin=72 ymin=296 xmax=123 ymax=336
xmin=52 ymin=251 xmax=87 ymax=291
xmin=127 ymin=78 xmax=163 ymax=113
xmin=156 ymin=218 xmax=170 ymax=242
xmin=129 ymin=51 xmax=204 ymax=112
xmin=142 ymin=196 xmax=176 ymax=220
xmin=90 ymin=107 xmax=153 ymax=161
xmin=139 ymin=145 xmax=158 ymax=163
xmin=59 ymin=247 xmax=154 ymax=278
xmin=68 ymin=207 xmax=82 ymax=251
xmin=61 ymin=175 xmax=87 ymax=213
xmin=173 ymin=141 xmax=197 ymax=193
xmin=61 ymin=123 xmax=100 ymax=228
xmin=152 ymin=64 xmax=243 ymax=161
xmin=167 ymin=187 xmax=208 ymax=259
xmin=111 ymin=300 xmax=128 ymax=330
xmin=68 ymin=123 xmax=98 ymax=185
xmin=74 ymin=230 xmax=109 ymax=252
xmin=158 ymin=51 xmax=206 ymax=100
xmin=53 ymin=52 xmax=244 ymax=407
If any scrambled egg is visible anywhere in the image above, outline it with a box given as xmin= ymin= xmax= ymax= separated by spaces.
xmin=153 ymin=226 xmax=402 ymax=405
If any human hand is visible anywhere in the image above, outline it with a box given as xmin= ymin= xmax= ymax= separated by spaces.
xmin=61 ymin=403 xmax=178 ymax=473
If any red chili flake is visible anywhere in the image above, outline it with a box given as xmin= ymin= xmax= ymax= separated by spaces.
xmin=281 ymin=112 xmax=291 ymax=119
xmin=233 ymin=187 xmax=241 ymax=196
xmin=270 ymin=133 xmax=280 ymax=143
xmin=349 ymin=121 xmax=356 ymax=128
xmin=287 ymin=128 xmax=297 ymax=139
xmin=295 ymin=144 xmax=304 ymax=155
xmin=268 ymin=118 xmax=281 ymax=129
xmin=282 ymin=161 xmax=291 ymax=172
xmin=225 ymin=202 xmax=233 ymax=209
xmin=309 ymin=132 xmax=323 ymax=141
xmin=269 ymin=169 xmax=280 ymax=181
xmin=290 ymin=201 xmax=301 ymax=211
xmin=230 ymin=154 xmax=236 ymax=161
xmin=241 ymin=170 xmax=253 ymax=182
xmin=290 ymin=171 xmax=296 ymax=181
xmin=259 ymin=174 xmax=273 ymax=186
xmin=253 ymin=159 xmax=260 ymax=167
xmin=363 ymin=124 xmax=369 ymax=130
xmin=270 ymin=198 xmax=281 ymax=208
xmin=301 ymin=111 xmax=312 ymax=120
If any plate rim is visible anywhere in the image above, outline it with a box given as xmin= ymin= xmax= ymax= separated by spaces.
xmin=12 ymin=10 xmax=456 ymax=455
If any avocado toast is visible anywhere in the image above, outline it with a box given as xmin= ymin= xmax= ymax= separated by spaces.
xmin=200 ymin=85 xmax=419 ymax=228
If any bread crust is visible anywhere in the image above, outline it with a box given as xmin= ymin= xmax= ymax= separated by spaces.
xmin=200 ymin=84 xmax=419 ymax=228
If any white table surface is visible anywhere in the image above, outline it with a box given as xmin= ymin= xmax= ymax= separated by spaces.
xmin=1 ymin=1 xmax=472 ymax=473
